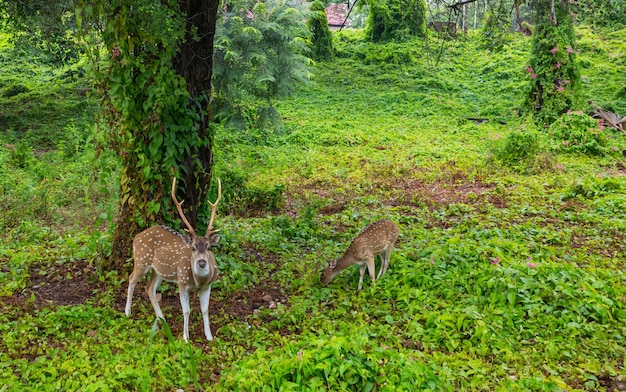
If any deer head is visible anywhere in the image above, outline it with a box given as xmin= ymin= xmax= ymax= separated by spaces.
xmin=170 ymin=177 xmax=222 ymax=287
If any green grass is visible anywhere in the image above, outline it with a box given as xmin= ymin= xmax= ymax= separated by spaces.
xmin=2 ymin=26 xmax=626 ymax=391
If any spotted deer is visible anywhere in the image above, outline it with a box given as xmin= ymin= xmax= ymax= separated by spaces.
xmin=125 ymin=178 xmax=222 ymax=342
xmin=321 ymin=219 xmax=399 ymax=290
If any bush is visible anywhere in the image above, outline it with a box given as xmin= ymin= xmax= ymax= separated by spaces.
xmin=497 ymin=130 xmax=540 ymax=165
xmin=212 ymin=166 xmax=284 ymax=218
xmin=550 ymin=111 xmax=608 ymax=156
xmin=217 ymin=332 xmax=448 ymax=391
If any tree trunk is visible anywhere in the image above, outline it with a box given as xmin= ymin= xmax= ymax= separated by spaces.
xmin=109 ymin=1 xmax=220 ymax=271
xmin=525 ymin=0 xmax=581 ymax=125
xmin=173 ymin=0 xmax=221 ymax=229
xmin=474 ymin=1 xmax=477 ymax=29
xmin=463 ymin=3 xmax=469 ymax=33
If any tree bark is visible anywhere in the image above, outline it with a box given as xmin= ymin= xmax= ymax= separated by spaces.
xmin=525 ymin=0 xmax=580 ymax=125
xmin=109 ymin=1 xmax=220 ymax=270
xmin=173 ymin=0 xmax=221 ymax=229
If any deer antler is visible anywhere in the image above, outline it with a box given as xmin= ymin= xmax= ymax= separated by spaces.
xmin=171 ymin=177 xmax=197 ymax=237
xmin=206 ymin=178 xmax=222 ymax=237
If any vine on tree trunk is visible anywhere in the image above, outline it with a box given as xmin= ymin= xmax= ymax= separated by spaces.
xmin=76 ymin=0 xmax=220 ymax=270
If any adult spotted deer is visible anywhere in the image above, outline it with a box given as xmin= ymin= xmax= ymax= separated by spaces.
xmin=321 ymin=219 xmax=399 ymax=290
xmin=125 ymin=178 xmax=222 ymax=342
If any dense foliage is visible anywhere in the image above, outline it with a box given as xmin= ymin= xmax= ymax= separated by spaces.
xmin=524 ymin=0 xmax=582 ymax=125
xmin=307 ymin=0 xmax=334 ymax=62
xmin=212 ymin=0 xmax=311 ymax=131
xmin=365 ymin=0 xmax=427 ymax=41
xmin=2 ymin=21 xmax=626 ymax=392
xmin=0 ymin=0 xmax=77 ymax=64
xmin=577 ymin=0 xmax=626 ymax=27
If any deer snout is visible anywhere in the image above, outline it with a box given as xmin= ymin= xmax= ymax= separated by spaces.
xmin=198 ymin=260 xmax=207 ymax=269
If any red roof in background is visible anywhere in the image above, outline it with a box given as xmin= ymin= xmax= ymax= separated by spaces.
xmin=326 ymin=3 xmax=351 ymax=27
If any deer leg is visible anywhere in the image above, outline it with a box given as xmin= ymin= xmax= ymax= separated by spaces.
xmin=365 ymin=257 xmax=376 ymax=287
xmin=146 ymin=272 xmax=165 ymax=321
xmin=125 ymin=280 xmax=136 ymax=316
xmin=199 ymin=285 xmax=213 ymax=341
xmin=376 ymin=252 xmax=385 ymax=280
xmin=125 ymin=267 xmax=149 ymax=316
xmin=179 ymin=286 xmax=191 ymax=342
xmin=358 ymin=263 xmax=367 ymax=290
xmin=378 ymin=245 xmax=394 ymax=278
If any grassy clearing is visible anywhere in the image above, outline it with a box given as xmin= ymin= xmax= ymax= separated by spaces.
xmin=2 ymin=27 xmax=626 ymax=391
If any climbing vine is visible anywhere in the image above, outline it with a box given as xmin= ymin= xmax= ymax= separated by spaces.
xmin=365 ymin=0 xmax=427 ymax=42
xmin=524 ymin=0 xmax=582 ymax=125
xmin=76 ymin=0 xmax=220 ymax=268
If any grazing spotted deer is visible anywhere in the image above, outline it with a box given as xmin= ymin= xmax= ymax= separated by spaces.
xmin=125 ymin=178 xmax=222 ymax=342
xmin=321 ymin=219 xmax=399 ymax=290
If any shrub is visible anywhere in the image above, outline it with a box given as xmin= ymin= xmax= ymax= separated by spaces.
xmin=212 ymin=166 xmax=284 ymax=218
xmin=492 ymin=129 xmax=542 ymax=170
xmin=550 ymin=111 xmax=608 ymax=156
xmin=493 ymin=125 xmax=552 ymax=172
xmin=7 ymin=140 xmax=33 ymax=169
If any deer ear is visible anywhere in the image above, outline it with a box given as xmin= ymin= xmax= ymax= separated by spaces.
xmin=181 ymin=235 xmax=192 ymax=246
xmin=209 ymin=234 xmax=220 ymax=246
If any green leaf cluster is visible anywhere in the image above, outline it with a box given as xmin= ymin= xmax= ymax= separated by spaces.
xmin=212 ymin=0 xmax=312 ymax=130
xmin=365 ymin=0 xmax=427 ymax=42
xmin=550 ymin=112 xmax=609 ymax=156
xmin=218 ymin=332 xmax=446 ymax=391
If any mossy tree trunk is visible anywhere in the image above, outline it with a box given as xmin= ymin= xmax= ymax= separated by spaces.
xmin=308 ymin=0 xmax=334 ymax=61
xmin=524 ymin=0 xmax=581 ymax=125
xmin=77 ymin=0 xmax=221 ymax=271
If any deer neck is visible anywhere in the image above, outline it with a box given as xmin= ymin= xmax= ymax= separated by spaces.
xmin=333 ymin=251 xmax=359 ymax=273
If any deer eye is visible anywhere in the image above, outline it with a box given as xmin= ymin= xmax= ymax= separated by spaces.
xmin=191 ymin=245 xmax=197 ymax=251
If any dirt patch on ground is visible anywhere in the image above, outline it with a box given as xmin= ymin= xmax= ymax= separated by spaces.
xmin=2 ymin=262 xmax=106 ymax=311
xmin=387 ymin=177 xmax=504 ymax=209
xmin=2 ymin=254 xmax=290 ymax=342
xmin=286 ymin=174 xmax=507 ymax=218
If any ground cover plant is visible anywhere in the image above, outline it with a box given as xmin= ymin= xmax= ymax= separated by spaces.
xmin=1 ymin=24 xmax=626 ymax=391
